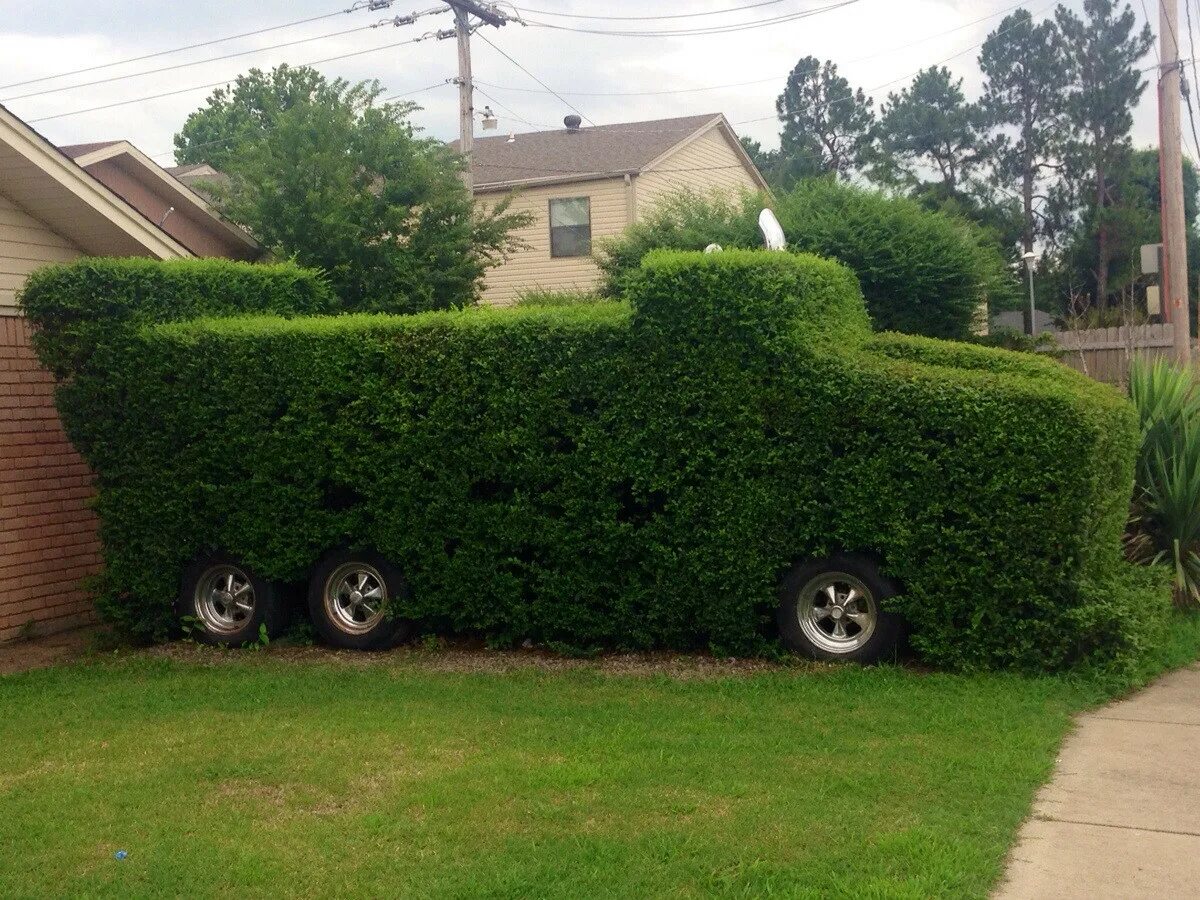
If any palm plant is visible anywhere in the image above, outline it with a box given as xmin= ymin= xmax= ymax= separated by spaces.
xmin=1126 ymin=358 xmax=1200 ymax=605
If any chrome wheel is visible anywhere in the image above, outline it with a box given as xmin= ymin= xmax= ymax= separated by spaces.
xmin=194 ymin=565 xmax=256 ymax=636
xmin=796 ymin=572 xmax=877 ymax=654
xmin=324 ymin=562 xmax=387 ymax=636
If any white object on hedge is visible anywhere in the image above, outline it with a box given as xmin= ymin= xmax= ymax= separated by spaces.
xmin=759 ymin=209 xmax=786 ymax=251
xmin=704 ymin=243 xmax=723 ymax=253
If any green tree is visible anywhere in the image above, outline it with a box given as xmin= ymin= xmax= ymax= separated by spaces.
xmin=874 ymin=66 xmax=980 ymax=193
xmin=775 ymin=56 xmax=875 ymax=180
xmin=978 ymin=9 xmax=1069 ymax=264
xmin=1056 ymin=0 xmax=1154 ymax=309
xmin=173 ymin=66 xmax=529 ymax=313
xmin=174 ymin=64 xmax=336 ymax=171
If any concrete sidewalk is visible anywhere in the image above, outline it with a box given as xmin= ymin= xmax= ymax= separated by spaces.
xmin=995 ymin=664 xmax=1200 ymax=899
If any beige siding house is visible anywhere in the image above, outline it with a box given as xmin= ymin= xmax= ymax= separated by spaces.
xmin=465 ymin=113 xmax=768 ymax=305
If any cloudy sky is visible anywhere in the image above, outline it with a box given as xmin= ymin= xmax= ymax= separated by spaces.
xmin=0 ymin=0 xmax=1169 ymax=166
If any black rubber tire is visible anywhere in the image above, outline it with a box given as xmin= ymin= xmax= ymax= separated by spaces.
xmin=777 ymin=554 xmax=904 ymax=664
xmin=307 ymin=550 xmax=414 ymax=651
xmin=178 ymin=554 xmax=285 ymax=646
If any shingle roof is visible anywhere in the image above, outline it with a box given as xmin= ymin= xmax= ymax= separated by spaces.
xmin=456 ymin=113 xmax=724 ymax=188
xmin=59 ymin=140 xmax=124 ymax=159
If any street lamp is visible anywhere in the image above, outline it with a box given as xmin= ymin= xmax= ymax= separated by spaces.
xmin=1023 ymin=250 xmax=1037 ymax=336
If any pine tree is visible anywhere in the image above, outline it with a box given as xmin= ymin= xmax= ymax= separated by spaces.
xmin=775 ymin=56 xmax=875 ymax=179
xmin=1056 ymin=0 xmax=1153 ymax=309
xmin=875 ymin=66 xmax=980 ymax=193
xmin=978 ymin=10 xmax=1069 ymax=263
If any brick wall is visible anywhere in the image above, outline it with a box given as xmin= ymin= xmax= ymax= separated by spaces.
xmin=0 ymin=316 xmax=100 ymax=643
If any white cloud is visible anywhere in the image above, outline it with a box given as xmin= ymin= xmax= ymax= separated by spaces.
xmin=0 ymin=0 xmax=1166 ymax=164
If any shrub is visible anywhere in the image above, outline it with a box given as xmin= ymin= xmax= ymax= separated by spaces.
xmin=512 ymin=288 xmax=601 ymax=307
xmin=25 ymin=251 xmax=1161 ymax=671
xmin=599 ymin=180 xmax=1019 ymax=340
xmin=1127 ymin=358 xmax=1200 ymax=605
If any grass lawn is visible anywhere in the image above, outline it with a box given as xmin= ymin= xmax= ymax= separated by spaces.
xmin=2 ymin=627 xmax=1198 ymax=899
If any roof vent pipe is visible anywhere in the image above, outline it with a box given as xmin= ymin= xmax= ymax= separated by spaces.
xmin=563 ymin=114 xmax=582 ymax=131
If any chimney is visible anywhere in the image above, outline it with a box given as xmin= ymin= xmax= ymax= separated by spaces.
xmin=563 ymin=114 xmax=582 ymax=132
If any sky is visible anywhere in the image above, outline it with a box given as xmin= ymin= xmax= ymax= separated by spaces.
xmin=0 ymin=0 xmax=1171 ymax=166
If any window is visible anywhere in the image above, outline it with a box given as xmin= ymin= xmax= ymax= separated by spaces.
xmin=549 ymin=197 xmax=592 ymax=258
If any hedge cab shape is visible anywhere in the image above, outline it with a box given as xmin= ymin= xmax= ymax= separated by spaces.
xmin=22 ymin=251 xmax=1165 ymax=670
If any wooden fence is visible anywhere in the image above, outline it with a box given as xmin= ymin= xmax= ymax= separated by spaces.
xmin=1053 ymin=323 xmax=1175 ymax=386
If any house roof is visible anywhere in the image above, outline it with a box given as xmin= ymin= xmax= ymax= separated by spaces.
xmin=0 ymin=105 xmax=188 ymax=260
xmin=58 ymin=140 xmax=257 ymax=259
xmin=457 ymin=113 xmax=766 ymax=191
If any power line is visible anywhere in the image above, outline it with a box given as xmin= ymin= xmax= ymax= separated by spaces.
xmin=0 ymin=8 xmax=351 ymax=93
xmin=475 ymin=31 xmax=595 ymax=126
xmin=2 ymin=24 xmax=379 ymax=103
xmin=1184 ymin=0 xmax=1200 ymax=162
xmin=27 ymin=33 xmax=446 ymax=125
xmin=475 ymin=0 xmax=1032 ymax=99
xmin=520 ymin=0 xmax=860 ymax=38
xmin=511 ymin=0 xmax=794 ymax=20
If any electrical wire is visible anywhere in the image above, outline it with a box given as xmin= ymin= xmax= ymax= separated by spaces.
xmin=475 ymin=0 xmax=1031 ymax=99
xmin=27 ymin=33 xmax=445 ymax=125
xmin=474 ymin=31 xmax=595 ymax=126
xmin=520 ymin=1 xmax=859 ymax=38
xmin=2 ymin=24 xmax=378 ymax=103
xmin=511 ymin=0 xmax=793 ymax=21
xmin=0 ymin=8 xmax=351 ymax=93
xmin=1184 ymin=0 xmax=1200 ymax=162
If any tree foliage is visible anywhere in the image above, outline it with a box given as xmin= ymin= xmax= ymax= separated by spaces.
xmin=978 ymin=9 xmax=1069 ymax=256
xmin=875 ymin=66 xmax=980 ymax=192
xmin=1056 ymin=0 xmax=1154 ymax=308
xmin=173 ymin=65 xmax=530 ymax=313
xmin=775 ymin=56 xmax=875 ymax=180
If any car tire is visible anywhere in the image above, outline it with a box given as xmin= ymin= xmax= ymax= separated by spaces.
xmin=307 ymin=550 xmax=414 ymax=651
xmin=179 ymin=554 xmax=284 ymax=646
xmin=778 ymin=554 xmax=904 ymax=664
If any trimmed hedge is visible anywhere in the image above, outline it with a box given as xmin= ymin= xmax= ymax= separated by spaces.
xmin=23 ymin=251 xmax=1165 ymax=670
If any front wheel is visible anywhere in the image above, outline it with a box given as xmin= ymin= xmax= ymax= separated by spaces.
xmin=179 ymin=554 xmax=284 ymax=646
xmin=777 ymin=554 xmax=904 ymax=664
xmin=307 ymin=550 xmax=414 ymax=651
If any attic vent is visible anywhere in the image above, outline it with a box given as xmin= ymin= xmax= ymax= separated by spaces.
xmin=563 ymin=114 xmax=582 ymax=131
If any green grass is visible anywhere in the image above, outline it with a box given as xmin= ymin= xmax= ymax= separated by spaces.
xmin=2 ymin=619 xmax=1199 ymax=899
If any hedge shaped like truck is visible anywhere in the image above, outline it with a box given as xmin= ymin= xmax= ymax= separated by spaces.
xmin=21 ymin=251 xmax=1166 ymax=671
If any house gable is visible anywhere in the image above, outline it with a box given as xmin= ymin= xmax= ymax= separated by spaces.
xmin=636 ymin=117 xmax=768 ymax=218
xmin=0 ymin=105 xmax=188 ymax=263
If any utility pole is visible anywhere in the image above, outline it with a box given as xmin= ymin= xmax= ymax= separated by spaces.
xmin=445 ymin=1 xmax=510 ymax=194
xmin=454 ymin=4 xmax=474 ymax=193
xmin=1160 ymin=0 xmax=1191 ymax=364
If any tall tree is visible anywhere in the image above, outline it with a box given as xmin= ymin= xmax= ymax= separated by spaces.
xmin=875 ymin=66 xmax=980 ymax=193
xmin=174 ymin=64 xmax=336 ymax=171
xmin=775 ymin=56 xmax=875 ymax=179
xmin=978 ymin=9 xmax=1069 ymax=264
xmin=1056 ymin=0 xmax=1153 ymax=309
xmin=174 ymin=65 xmax=529 ymax=312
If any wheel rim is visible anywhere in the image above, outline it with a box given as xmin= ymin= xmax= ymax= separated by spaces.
xmin=324 ymin=562 xmax=387 ymax=636
xmin=194 ymin=565 xmax=256 ymax=636
xmin=796 ymin=572 xmax=877 ymax=654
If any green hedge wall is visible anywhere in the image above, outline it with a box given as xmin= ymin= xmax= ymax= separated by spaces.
xmin=23 ymin=250 xmax=1165 ymax=670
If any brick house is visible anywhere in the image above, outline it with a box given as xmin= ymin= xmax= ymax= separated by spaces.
xmin=0 ymin=103 xmax=257 ymax=644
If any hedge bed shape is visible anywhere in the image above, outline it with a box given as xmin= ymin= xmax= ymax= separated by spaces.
xmin=22 ymin=250 xmax=1166 ymax=671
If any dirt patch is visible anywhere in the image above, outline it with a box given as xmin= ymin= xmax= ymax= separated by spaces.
xmin=144 ymin=638 xmax=823 ymax=679
xmin=0 ymin=626 xmax=100 ymax=675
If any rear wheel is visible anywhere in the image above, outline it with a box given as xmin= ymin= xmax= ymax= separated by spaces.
xmin=778 ymin=555 xmax=903 ymax=664
xmin=307 ymin=550 xmax=414 ymax=651
xmin=179 ymin=554 xmax=283 ymax=646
